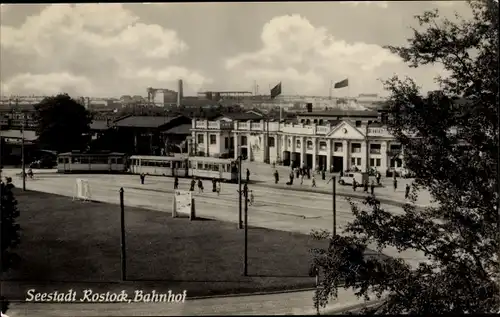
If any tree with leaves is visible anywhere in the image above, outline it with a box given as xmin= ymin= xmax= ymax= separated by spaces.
xmin=34 ymin=94 xmax=93 ymax=153
xmin=311 ymin=0 xmax=499 ymax=313
xmin=1 ymin=180 xmax=21 ymax=316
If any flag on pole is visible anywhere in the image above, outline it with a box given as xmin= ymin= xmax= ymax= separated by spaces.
xmin=333 ymin=78 xmax=349 ymax=89
xmin=270 ymin=82 xmax=282 ymax=99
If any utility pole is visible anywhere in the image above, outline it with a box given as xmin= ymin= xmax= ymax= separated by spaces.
xmin=243 ymin=183 xmax=249 ymax=276
xmin=238 ymin=152 xmax=243 ymax=229
xmin=16 ymin=98 xmax=26 ymax=192
xmin=332 ymin=176 xmax=336 ymax=236
xmin=365 ymin=123 xmax=370 ymax=173
xmin=266 ymin=118 xmax=270 ymax=164
xmin=119 ymin=188 xmax=127 ymax=281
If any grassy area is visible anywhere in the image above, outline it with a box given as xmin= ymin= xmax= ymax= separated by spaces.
xmin=2 ymin=189 xmax=384 ymax=302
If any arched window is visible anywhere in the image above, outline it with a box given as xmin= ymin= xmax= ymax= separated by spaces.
xmin=313 ymin=119 xmax=318 ymax=124
xmin=296 ymin=139 xmax=301 ymax=147
xmin=319 ymin=119 xmax=324 ymax=125
xmin=305 ymin=119 xmax=311 ymax=125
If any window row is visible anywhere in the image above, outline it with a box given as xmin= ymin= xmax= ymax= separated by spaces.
xmin=58 ymin=157 xmax=124 ymax=164
xmin=196 ymin=134 xmax=276 ymax=148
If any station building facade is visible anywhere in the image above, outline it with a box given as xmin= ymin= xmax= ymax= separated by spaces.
xmin=190 ymin=110 xmax=406 ymax=175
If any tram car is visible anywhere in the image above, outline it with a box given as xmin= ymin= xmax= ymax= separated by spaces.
xmin=188 ymin=156 xmax=238 ymax=182
xmin=129 ymin=155 xmax=189 ymax=177
xmin=129 ymin=155 xmax=238 ymax=182
xmin=57 ymin=152 xmax=128 ymax=173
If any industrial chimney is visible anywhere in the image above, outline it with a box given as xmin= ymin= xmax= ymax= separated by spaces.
xmin=306 ymin=103 xmax=313 ymax=113
xmin=177 ymin=79 xmax=183 ymax=107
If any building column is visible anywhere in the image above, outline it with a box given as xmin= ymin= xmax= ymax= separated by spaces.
xmin=343 ymin=140 xmax=350 ymax=171
xmin=381 ymin=141 xmax=388 ymax=172
xmin=326 ymin=139 xmax=332 ymax=172
xmin=361 ymin=140 xmax=368 ymax=172
xmin=401 ymin=145 xmax=406 ymax=168
xmin=204 ymin=132 xmax=209 ymax=157
xmin=301 ymin=136 xmax=306 ymax=167
xmin=234 ymin=133 xmax=239 ymax=159
xmin=312 ymin=138 xmax=317 ymax=171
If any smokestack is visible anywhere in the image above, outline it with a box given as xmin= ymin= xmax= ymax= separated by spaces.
xmin=306 ymin=103 xmax=313 ymax=113
xmin=177 ymin=79 xmax=183 ymax=107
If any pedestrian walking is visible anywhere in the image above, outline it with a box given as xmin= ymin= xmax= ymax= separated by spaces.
xmin=376 ymin=172 xmax=381 ymax=185
xmin=174 ymin=176 xmax=179 ymax=190
xmin=289 ymin=171 xmax=294 ymax=185
xmin=321 ymin=169 xmax=326 ymax=181
xmin=364 ymin=180 xmax=369 ymax=192
xmin=189 ymin=178 xmax=195 ymax=191
xmin=307 ymin=168 xmax=311 ymax=179
xmin=405 ymin=184 xmax=410 ymax=199
xmin=295 ymin=168 xmax=300 ymax=179
xmin=370 ymin=181 xmax=375 ymax=195
xmin=216 ymin=180 xmax=221 ymax=196
xmin=140 ymin=173 xmax=145 ymax=185
xmin=312 ymin=176 xmax=316 ymax=187
xmin=274 ymin=170 xmax=279 ymax=184
xmin=246 ymin=168 xmax=250 ymax=182
xmin=212 ymin=178 xmax=217 ymax=192
xmin=197 ymin=179 xmax=204 ymax=193
xmin=249 ymin=190 xmax=254 ymax=206
xmin=300 ymin=174 xmax=304 ymax=185
xmin=352 ymin=178 xmax=357 ymax=191
xmin=393 ymin=178 xmax=398 ymax=192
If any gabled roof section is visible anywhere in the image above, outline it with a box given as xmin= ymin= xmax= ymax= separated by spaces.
xmin=162 ymin=124 xmax=192 ymax=135
xmin=297 ymin=110 xmax=380 ymax=118
xmin=326 ymin=120 xmax=365 ymax=140
xmin=216 ymin=111 xmax=264 ymax=121
xmin=90 ymin=120 xmax=110 ymax=131
xmin=115 ymin=115 xmax=183 ymax=128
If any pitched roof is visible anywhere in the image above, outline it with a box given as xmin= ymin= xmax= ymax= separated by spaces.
xmin=297 ymin=110 xmax=380 ymax=117
xmin=217 ymin=112 xmax=264 ymax=121
xmin=115 ymin=116 xmax=180 ymax=128
xmin=90 ymin=120 xmax=110 ymax=131
xmin=162 ymin=124 xmax=192 ymax=135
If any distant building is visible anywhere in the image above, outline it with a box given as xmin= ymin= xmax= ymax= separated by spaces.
xmin=190 ymin=109 xmax=406 ymax=175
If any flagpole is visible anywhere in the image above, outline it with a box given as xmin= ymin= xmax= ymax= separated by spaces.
xmin=329 ymin=80 xmax=333 ymax=100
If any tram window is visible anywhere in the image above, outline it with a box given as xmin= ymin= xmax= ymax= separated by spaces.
xmin=204 ymin=163 xmax=210 ymax=169
xmin=58 ymin=158 xmax=64 ymax=164
xmin=188 ymin=161 xmax=192 ymax=168
xmin=110 ymin=158 xmax=117 ymax=164
xmin=117 ymin=158 xmax=123 ymax=164
xmin=81 ymin=158 xmax=89 ymax=164
xmin=213 ymin=164 xmax=219 ymax=172
xmin=72 ymin=157 xmax=81 ymax=164
xmin=197 ymin=162 xmax=203 ymax=169
xmin=65 ymin=158 xmax=70 ymax=164
xmin=92 ymin=157 xmax=108 ymax=164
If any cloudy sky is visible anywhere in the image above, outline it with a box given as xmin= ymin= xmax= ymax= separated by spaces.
xmin=0 ymin=2 xmax=471 ymax=98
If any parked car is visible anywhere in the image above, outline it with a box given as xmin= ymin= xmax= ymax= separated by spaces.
xmin=400 ymin=168 xmax=416 ymax=178
xmin=339 ymin=172 xmax=370 ymax=186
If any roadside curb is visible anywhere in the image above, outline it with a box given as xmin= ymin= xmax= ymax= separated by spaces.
xmin=325 ymin=299 xmax=385 ymax=315
xmin=253 ymin=182 xmax=426 ymax=208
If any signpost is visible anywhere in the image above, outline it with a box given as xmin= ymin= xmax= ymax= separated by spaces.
xmin=172 ymin=190 xmax=195 ymax=220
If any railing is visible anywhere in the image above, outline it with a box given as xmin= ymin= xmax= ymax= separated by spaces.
xmin=369 ymin=148 xmax=381 ymax=154
xmin=195 ymin=121 xmax=207 ymax=129
xmin=238 ymin=122 xmax=249 ymax=130
xmin=250 ymin=123 xmax=261 ymax=130
xmin=316 ymin=126 xmax=330 ymax=135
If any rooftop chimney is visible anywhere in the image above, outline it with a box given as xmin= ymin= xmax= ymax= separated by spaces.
xmin=177 ymin=79 xmax=183 ymax=107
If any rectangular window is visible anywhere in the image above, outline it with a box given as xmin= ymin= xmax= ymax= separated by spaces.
xmin=224 ymin=137 xmax=229 ymax=149
xmin=197 ymin=134 xmax=204 ymax=144
xmin=376 ymin=158 xmax=381 ymax=167
xmin=370 ymin=144 xmax=381 ymax=154
xmin=370 ymin=158 xmax=375 ymax=166
xmin=210 ymin=134 xmax=217 ymax=145
xmin=197 ymin=162 xmax=203 ymax=169
xmin=355 ymin=121 xmax=362 ymax=127
xmin=334 ymin=142 xmax=343 ymax=152
xmin=356 ymin=158 xmax=361 ymax=166
xmin=268 ymin=137 xmax=275 ymax=147
xmin=351 ymin=158 xmax=356 ymax=166
xmin=319 ymin=141 xmax=327 ymax=150
xmin=241 ymin=136 xmax=247 ymax=146
xmin=351 ymin=143 xmax=361 ymax=153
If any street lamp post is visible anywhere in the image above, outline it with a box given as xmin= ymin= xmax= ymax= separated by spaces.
xmin=238 ymin=152 xmax=243 ymax=229
xmin=21 ymin=114 xmax=26 ymax=191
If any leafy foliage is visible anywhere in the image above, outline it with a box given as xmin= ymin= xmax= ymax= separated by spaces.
xmin=34 ymin=94 xmax=93 ymax=153
xmin=1 ymin=180 xmax=21 ymax=315
xmin=311 ymin=0 xmax=499 ymax=313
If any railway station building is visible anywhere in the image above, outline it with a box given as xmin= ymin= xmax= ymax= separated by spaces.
xmin=190 ymin=109 xmax=406 ymax=175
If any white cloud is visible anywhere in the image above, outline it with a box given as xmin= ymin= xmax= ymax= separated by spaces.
xmin=0 ymin=4 xmax=210 ymax=97
xmin=339 ymin=1 xmax=389 ymax=9
xmin=1 ymin=72 xmax=93 ymax=96
xmin=225 ymin=14 xmax=431 ymax=96
xmin=433 ymin=1 xmax=457 ymax=7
